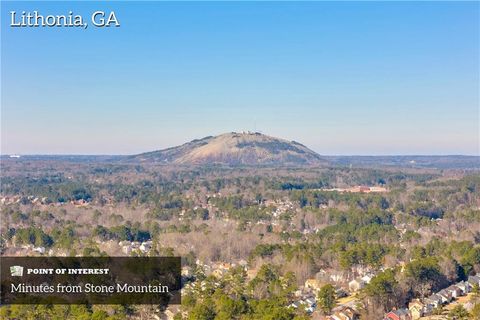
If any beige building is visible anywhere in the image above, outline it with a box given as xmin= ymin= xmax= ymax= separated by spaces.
xmin=408 ymin=299 xmax=424 ymax=320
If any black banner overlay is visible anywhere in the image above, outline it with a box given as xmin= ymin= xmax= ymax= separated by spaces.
xmin=0 ymin=257 xmax=181 ymax=305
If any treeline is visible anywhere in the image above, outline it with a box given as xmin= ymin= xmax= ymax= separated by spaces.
xmin=93 ymin=224 xmax=152 ymax=242
xmin=290 ymin=190 xmax=389 ymax=210
xmin=1 ymin=175 xmax=94 ymax=203
xmin=209 ymin=196 xmax=272 ymax=222
xmin=316 ymin=209 xmax=398 ymax=270
xmin=0 ymin=304 xmax=131 ymax=319
xmin=182 ymin=264 xmax=309 ymax=320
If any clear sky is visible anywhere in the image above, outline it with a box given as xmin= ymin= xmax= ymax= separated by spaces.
xmin=1 ymin=1 xmax=479 ymax=155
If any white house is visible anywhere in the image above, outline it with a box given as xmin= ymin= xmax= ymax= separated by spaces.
xmin=140 ymin=241 xmax=152 ymax=253
xmin=456 ymin=281 xmax=471 ymax=295
xmin=468 ymin=274 xmax=480 ymax=287
xmin=348 ymin=278 xmax=365 ymax=292
xmin=33 ymin=246 xmax=45 ymax=254
xmin=425 ymin=294 xmax=442 ymax=308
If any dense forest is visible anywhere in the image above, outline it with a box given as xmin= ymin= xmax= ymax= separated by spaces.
xmin=0 ymin=159 xmax=479 ymax=319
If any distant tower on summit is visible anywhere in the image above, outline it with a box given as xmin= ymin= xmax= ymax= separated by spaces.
xmin=253 ymin=118 xmax=262 ymax=134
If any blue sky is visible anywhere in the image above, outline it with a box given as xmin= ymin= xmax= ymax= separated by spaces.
xmin=1 ymin=1 xmax=479 ymax=155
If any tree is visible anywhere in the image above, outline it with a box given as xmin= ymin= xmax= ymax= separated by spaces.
xmin=447 ymin=305 xmax=469 ymax=320
xmin=188 ymin=300 xmax=215 ymax=320
xmin=431 ymin=305 xmax=444 ymax=315
xmin=91 ymin=310 xmax=109 ymax=320
xmin=405 ymin=257 xmax=447 ymax=297
xmin=212 ymin=291 xmax=247 ymax=320
xmin=461 ymin=247 xmax=480 ymax=274
xmin=317 ymin=284 xmax=336 ymax=314
xmin=364 ymin=269 xmax=401 ymax=312
xmin=249 ymin=299 xmax=295 ymax=320
xmin=248 ymin=264 xmax=282 ymax=299
xmin=472 ymin=283 xmax=480 ymax=303
xmin=471 ymin=303 xmax=480 ymax=319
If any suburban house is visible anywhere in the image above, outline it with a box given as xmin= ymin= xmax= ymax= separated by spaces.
xmin=456 ymin=281 xmax=471 ymax=295
xmin=360 ymin=274 xmax=373 ymax=284
xmin=425 ymin=294 xmax=443 ymax=308
xmin=335 ymin=287 xmax=348 ymax=298
xmin=437 ymin=289 xmax=452 ymax=304
xmin=468 ymin=275 xmax=480 ymax=287
xmin=289 ymin=295 xmax=317 ymax=314
xmin=383 ymin=308 xmax=412 ymax=320
xmin=445 ymin=285 xmax=462 ymax=299
xmin=139 ymin=241 xmax=152 ymax=253
xmin=329 ymin=307 xmax=358 ymax=320
xmin=348 ymin=278 xmax=365 ymax=292
xmin=403 ymin=274 xmax=480 ymax=318
xmin=408 ymin=299 xmax=424 ymax=320
xmin=33 ymin=246 xmax=46 ymax=254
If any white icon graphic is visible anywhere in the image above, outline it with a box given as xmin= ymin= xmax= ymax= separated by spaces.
xmin=10 ymin=266 xmax=24 ymax=277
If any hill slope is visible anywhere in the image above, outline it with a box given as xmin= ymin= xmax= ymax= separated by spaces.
xmin=130 ymin=132 xmax=326 ymax=166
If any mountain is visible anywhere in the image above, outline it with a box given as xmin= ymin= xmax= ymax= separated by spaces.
xmin=129 ymin=132 xmax=326 ymax=166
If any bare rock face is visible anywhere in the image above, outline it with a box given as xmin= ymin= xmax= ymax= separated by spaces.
xmin=130 ymin=132 xmax=327 ymax=166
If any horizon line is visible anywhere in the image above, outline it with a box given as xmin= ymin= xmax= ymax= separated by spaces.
xmin=1 ymin=153 xmax=479 ymax=157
